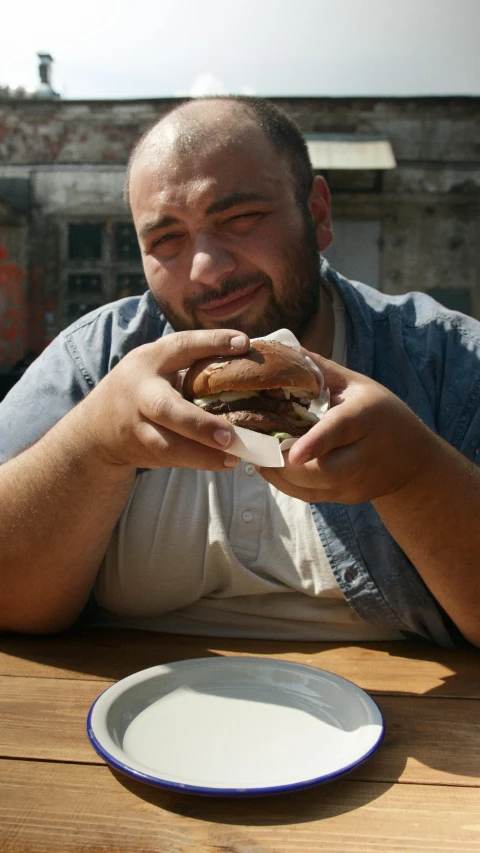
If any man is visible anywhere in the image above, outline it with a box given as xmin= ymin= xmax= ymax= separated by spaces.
xmin=0 ymin=97 xmax=479 ymax=646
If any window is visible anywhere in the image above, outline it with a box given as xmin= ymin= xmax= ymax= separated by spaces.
xmin=67 ymin=274 xmax=103 ymax=295
xmin=114 ymin=223 xmax=142 ymax=262
xmin=67 ymin=300 xmax=103 ymax=324
xmin=61 ymin=220 xmax=146 ymax=325
xmin=115 ymin=273 xmax=148 ymax=300
xmin=68 ymin=223 xmax=103 ymax=260
xmin=427 ymin=288 xmax=471 ymax=316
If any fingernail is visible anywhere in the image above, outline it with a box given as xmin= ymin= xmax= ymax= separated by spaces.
xmin=214 ymin=428 xmax=233 ymax=447
xmin=224 ymin=455 xmax=239 ymax=468
xmin=230 ymin=334 xmax=248 ymax=351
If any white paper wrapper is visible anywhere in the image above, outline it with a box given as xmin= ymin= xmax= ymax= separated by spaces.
xmin=226 ymin=329 xmax=329 ymax=467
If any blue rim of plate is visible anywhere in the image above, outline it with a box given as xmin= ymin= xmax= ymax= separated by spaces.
xmin=86 ymin=656 xmax=385 ymax=797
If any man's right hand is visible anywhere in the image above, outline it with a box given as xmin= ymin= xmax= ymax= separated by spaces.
xmin=0 ymin=328 xmax=250 ymax=634
xmin=77 ymin=329 xmax=250 ymax=471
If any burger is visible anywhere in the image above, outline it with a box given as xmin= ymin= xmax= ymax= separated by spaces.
xmin=183 ymin=340 xmax=321 ymax=440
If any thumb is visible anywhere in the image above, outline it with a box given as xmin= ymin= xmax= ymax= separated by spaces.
xmin=289 ymin=395 xmax=360 ymax=464
xmin=300 ymin=348 xmax=357 ymax=395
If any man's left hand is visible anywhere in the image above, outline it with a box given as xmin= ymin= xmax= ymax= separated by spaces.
xmin=256 ymin=353 xmax=440 ymax=505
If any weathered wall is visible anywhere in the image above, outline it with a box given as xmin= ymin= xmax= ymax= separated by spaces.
xmin=0 ymin=95 xmax=478 ymax=368
xmin=27 ymin=169 xmax=129 ymax=339
xmin=0 ymin=200 xmax=28 ymax=368
xmin=1 ymin=96 xmax=478 ymax=163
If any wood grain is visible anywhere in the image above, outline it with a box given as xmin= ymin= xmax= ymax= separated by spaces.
xmin=1 ymin=629 xmax=479 ymax=696
xmin=1 ymin=675 xmax=479 ymax=786
xmin=1 ymin=760 xmax=480 ymax=853
xmin=1 ymin=631 xmax=479 ymax=852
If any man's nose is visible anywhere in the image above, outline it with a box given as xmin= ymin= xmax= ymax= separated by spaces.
xmin=190 ymin=233 xmax=236 ymax=287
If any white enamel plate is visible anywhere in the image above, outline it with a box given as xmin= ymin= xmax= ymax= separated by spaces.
xmin=87 ymin=656 xmax=384 ymax=796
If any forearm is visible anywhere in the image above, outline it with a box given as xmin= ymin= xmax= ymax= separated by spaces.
xmin=373 ymin=433 xmax=480 ymax=646
xmin=0 ymin=404 xmax=135 ymax=634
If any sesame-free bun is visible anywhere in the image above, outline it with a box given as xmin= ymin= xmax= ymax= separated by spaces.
xmin=183 ymin=339 xmax=319 ymax=400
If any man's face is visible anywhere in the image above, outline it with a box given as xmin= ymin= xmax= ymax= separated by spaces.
xmin=130 ymin=120 xmax=323 ymax=341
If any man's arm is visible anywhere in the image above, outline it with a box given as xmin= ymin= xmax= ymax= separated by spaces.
xmin=0 ymin=414 xmax=136 ymax=634
xmin=257 ymin=355 xmax=480 ymax=647
xmin=0 ymin=329 xmax=249 ymax=634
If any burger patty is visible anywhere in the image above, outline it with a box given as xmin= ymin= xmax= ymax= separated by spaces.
xmin=197 ymin=388 xmax=316 ymax=436
xmin=221 ymin=409 xmax=312 ymax=436
xmin=203 ymin=396 xmax=285 ymax=416
xmin=201 ymin=390 xmax=306 ymax=417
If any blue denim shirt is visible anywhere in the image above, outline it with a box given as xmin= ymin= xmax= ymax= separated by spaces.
xmin=319 ymin=265 xmax=480 ymax=647
xmin=1 ymin=265 xmax=479 ymax=647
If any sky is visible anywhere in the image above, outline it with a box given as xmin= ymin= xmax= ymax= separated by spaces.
xmin=2 ymin=0 xmax=479 ymax=100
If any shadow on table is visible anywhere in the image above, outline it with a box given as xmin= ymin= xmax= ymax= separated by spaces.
xmin=1 ymin=625 xmax=478 ymax=694
xmin=0 ymin=626 xmax=226 ymax=680
xmin=111 ymin=766 xmax=398 ymax=826
xmin=2 ymin=626 xmax=479 ymax=817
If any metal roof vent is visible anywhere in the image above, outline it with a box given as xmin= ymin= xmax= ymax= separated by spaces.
xmin=34 ymin=53 xmax=60 ymax=99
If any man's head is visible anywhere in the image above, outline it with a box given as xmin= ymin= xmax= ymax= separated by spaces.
xmin=125 ymin=97 xmax=316 ymax=212
xmin=127 ymin=97 xmax=334 ymax=344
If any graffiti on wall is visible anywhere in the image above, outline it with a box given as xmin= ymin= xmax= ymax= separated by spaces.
xmin=0 ymin=242 xmax=27 ymax=369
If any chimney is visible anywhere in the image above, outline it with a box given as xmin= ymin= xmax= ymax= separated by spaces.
xmin=34 ymin=53 xmax=60 ymax=99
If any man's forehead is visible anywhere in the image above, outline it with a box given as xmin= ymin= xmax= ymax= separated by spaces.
xmin=154 ymin=98 xmax=255 ymax=139
xmin=140 ymin=104 xmax=260 ymax=166
xmin=130 ymin=115 xmax=282 ymax=197
xmin=132 ymin=154 xmax=282 ymax=221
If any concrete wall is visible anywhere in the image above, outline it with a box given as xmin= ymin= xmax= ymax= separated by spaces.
xmin=0 ymin=95 xmax=478 ymax=368
xmin=0 ymin=199 xmax=29 ymax=368
xmin=1 ymin=96 xmax=478 ymax=163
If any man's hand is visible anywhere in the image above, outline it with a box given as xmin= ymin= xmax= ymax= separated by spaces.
xmin=258 ymin=351 xmax=480 ymax=646
xmin=257 ymin=354 xmax=440 ymax=504
xmin=79 ymin=329 xmax=250 ymax=471
xmin=0 ymin=328 xmax=250 ymax=633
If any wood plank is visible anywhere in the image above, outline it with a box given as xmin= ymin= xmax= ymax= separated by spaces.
xmin=1 ymin=676 xmax=479 ymax=786
xmin=0 ymin=675 xmax=97 ymax=764
xmin=1 ymin=759 xmax=480 ymax=853
xmin=1 ymin=629 xmax=479 ymax=697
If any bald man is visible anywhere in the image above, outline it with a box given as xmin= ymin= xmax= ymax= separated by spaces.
xmin=1 ymin=97 xmax=480 ymax=647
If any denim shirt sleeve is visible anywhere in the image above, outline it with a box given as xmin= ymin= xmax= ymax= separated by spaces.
xmin=310 ymin=267 xmax=480 ymax=648
xmin=0 ymin=292 xmax=167 ymax=461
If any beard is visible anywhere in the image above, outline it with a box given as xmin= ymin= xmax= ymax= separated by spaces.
xmin=152 ymin=212 xmax=322 ymax=341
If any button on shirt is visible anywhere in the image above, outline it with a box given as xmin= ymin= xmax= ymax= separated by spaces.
xmin=94 ymin=460 xmax=398 ymax=640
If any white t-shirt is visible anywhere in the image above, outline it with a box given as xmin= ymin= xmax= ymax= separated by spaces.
xmin=93 ymin=286 xmax=403 ymax=641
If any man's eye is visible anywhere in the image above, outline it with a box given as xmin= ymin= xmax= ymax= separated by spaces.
xmin=148 ymin=232 xmax=185 ymax=258
xmin=149 ymin=233 xmax=184 ymax=252
xmin=153 ymin=233 xmax=181 ymax=245
xmin=230 ymin=212 xmax=261 ymax=221
xmin=226 ymin=212 xmax=263 ymax=229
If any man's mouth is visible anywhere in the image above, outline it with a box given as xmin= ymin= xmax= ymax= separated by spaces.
xmin=197 ymin=282 xmax=266 ymax=321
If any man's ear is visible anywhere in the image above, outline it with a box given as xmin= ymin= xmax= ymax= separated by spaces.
xmin=308 ymin=175 xmax=334 ymax=251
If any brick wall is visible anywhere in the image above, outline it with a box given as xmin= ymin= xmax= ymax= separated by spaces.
xmin=0 ymin=95 xmax=478 ymax=368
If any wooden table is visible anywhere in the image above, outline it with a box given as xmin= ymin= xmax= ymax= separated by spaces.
xmin=1 ymin=628 xmax=479 ymax=852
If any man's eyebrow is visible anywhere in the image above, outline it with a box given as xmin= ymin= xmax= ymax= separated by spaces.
xmin=138 ymin=193 xmax=269 ymax=241
xmin=206 ymin=192 xmax=270 ymax=216
xmin=138 ymin=215 xmax=178 ymax=241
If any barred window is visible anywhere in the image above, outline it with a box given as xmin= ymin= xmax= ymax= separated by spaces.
xmin=62 ymin=219 xmax=144 ymax=327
